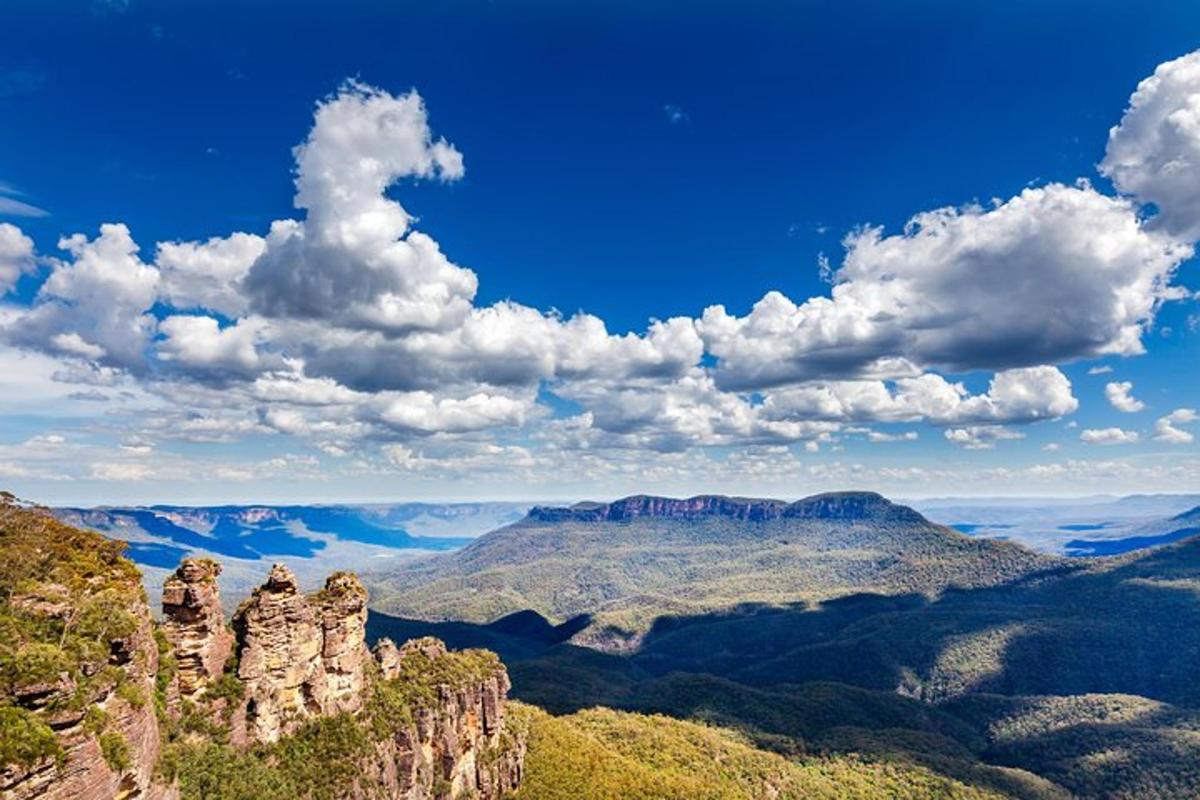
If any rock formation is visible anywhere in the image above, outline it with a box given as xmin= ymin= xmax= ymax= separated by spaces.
xmin=161 ymin=558 xmax=233 ymax=699
xmin=1 ymin=493 xmax=523 ymax=800
xmin=231 ymin=563 xmax=327 ymax=743
xmin=368 ymin=637 xmax=524 ymax=798
xmin=229 ymin=565 xmax=374 ymax=743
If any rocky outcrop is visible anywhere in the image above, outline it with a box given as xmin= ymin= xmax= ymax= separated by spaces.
xmin=368 ymin=637 xmax=523 ymax=797
xmin=232 ymin=564 xmax=340 ymax=743
xmin=161 ymin=558 xmax=233 ymax=699
xmin=2 ymin=491 xmax=523 ymax=800
xmin=223 ymin=566 xmax=522 ymax=797
xmin=528 ymin=490 xmax=925 ymax=524
xmin=313 ymin=571 xmax=370 ymax=715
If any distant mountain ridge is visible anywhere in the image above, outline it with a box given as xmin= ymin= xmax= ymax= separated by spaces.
xmin=368 ymin=490 xmax=1054 ymax=650
xmin=529 ymin=491 xmax=926 ymax=524
xmin=1065 ymin=504 xmax=1200 ymax=557
xmin=52 ymin=501 xmax=530 ymax=617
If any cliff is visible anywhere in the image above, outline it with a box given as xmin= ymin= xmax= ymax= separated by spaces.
xmin=159 ymin=560 xmax=524 ymax=799
xmin=527 ymin=490 xmax=927 ymax=524
xmin=0 ymin=495 xmax=171 ymax=800
xmin=1 ymin=494 xmax=524 ymax=800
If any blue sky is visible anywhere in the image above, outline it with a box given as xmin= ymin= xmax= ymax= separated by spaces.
xmin=0 ymin=0 xmax=1198 ymax=504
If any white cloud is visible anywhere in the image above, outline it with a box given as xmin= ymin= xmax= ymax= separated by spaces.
xmin=759 ymin=366 xmax=1077 ymax=426
xmin=1081 ymin=427 xmax=1141 ymax=445
xmin=376 ymin=390 xmax=533 ymax=435
xmin=1088 ymin=365 xmax=1113 ymax=375
xmin=0 ymin=222 xmax=35 ymax=294
xmin=700 ymin=183 xmax=1191 ymax=391
xmin=156 ymin=232 xmax=266 ymax=316
xmin=944 ymin=426 xmax=1026 ymax=450
xmin=1102 ymin=50 xmax=1200 ymax=240
xmin=157 ymin=315 xmax=271 ymax=378
xmin=867 ymin=430 xmax=918 ymax=442
xmin=5 ymin=223 xmax=159 ymax=370
xmin=1105 ymin=380 xmax=1146 ymax=413
xmin=1155 ymin=407 xmax=1197 ymax=444
xmin=243 ymin=83 xmax=475 ymax=335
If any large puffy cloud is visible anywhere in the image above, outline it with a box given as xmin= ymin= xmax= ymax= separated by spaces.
xmin=759 ymin=366 xmax=1077 ymax=426
xmin=243 ymin=83 xmax=476 ymax=334
xmin=157 ymin=315 xmax=274 ymax=379
xmin=1102 ymin=50 xmax=1200 ymax=240
xmin=6 ymin=224 xmax=159 ymax=370
xmin=700 ymin=183 xmax=1191 ymax=390
xmin=0 ymin=222 xmax=36 ymax=295
xmin=292 ymin=304 xmax=702 ymax=393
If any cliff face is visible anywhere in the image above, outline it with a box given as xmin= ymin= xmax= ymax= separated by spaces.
xmin=230 ymin=564 xmax=369 ymax=743
xmin=528 ymin=490 xmax=926 ymax=524
xmin=161 ymin=558 xmax=232 ymax=699
xmin=369 ymin=637 xmax=523 ymax=798
xmin=1 ymin=494 xmax=523 ymax=800
xmin=164 ymin=560 xmax=523 ymax=799
xmin=0 ymin=498 xmax=173 ymax=800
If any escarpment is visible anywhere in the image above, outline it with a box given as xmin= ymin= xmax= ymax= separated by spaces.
xmin=0 ymin=497 xmax=170 ymax=800
xmin=527 ymin=490 xmax=928 ymax=524
xmin=1 ymin=495 xmax=524 ymax=800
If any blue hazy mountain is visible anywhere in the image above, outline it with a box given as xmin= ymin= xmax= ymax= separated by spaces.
xmin=53 ymin=501 xmax=529 ymax=611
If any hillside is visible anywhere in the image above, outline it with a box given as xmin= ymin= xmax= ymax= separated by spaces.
xmin=511 ymin=704 xmax=1009 ymax=800
xmin=367 ymin=492 xmax=1057 ymax=649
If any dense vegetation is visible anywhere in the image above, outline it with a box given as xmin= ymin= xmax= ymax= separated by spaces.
xmin=511 ymin=704 xmax=1005 ymax=800
xmin=0 ymin=493 xmax=145 ymax=772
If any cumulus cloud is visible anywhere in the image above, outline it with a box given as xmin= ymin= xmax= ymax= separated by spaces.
xmin=1105 ymin=381 xmax=1146 ymax=413
xmin=1154 ymin=408 xmax=1197 ymax=443
xmin=243 ymin=83 xmax=475 ymax=334
xmin=759 ymin=366 xmax=1077 ymax=426
xmin=944 ymin=426 xmax=1026 ymax=450
xmin=1081 ymin=427 xmax=1141 ymax=445
xmin=5 ymin=224 xmax=159 ymax=370
xmin=0 ymin=222 xmax=36 ymax=294
xmin=701 ymin=183 xmax=1190 ymax=391
xmin=156 ymin=232 xmax=266 ymax=316
xmin=1102 ymin=50 xmax=1200 ymax=240
xmin=157 ymin=315 xmax=272 ymax=379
